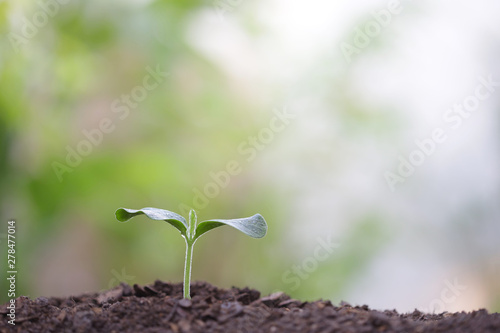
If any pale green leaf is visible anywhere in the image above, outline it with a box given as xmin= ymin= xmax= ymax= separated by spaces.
xmin=194 ymin=214 xmax=267 ymax=240
xmin=115 ymin=207 xmax=187 ymax=236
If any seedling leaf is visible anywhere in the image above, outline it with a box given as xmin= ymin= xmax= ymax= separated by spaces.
xmin=194 ymin=214 xmax=267 ymax=240
xmin=115 ymin=207 xmax=188 ymax=236
xmin=115 ymin=206 xmax=267 ymax=299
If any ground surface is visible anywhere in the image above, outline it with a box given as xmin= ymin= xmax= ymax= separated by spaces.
xmin=1 ymin=280 xmax=499 ymax=332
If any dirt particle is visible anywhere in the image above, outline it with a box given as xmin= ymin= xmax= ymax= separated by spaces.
xmin=178 ymin=298 xmax=192 ymax=308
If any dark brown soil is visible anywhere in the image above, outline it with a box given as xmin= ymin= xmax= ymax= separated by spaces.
xmin=1 ymin=280 xmax=499 ymax=332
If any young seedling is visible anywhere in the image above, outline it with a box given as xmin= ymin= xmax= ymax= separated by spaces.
xmin=115 ymin=207 xmax=267 ymax=299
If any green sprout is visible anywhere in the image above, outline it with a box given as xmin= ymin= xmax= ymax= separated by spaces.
xmin=115 ymin=207 xmax=268 ymax=299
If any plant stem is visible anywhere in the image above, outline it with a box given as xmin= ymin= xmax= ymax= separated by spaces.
xmin=183 ymin=239 xmax=194 ymax=299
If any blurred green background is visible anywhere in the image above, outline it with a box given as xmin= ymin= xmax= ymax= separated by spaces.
xmin=1 ymin=0 xmax=499 ymax=313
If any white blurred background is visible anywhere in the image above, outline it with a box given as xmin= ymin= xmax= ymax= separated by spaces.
xmin=187 ymin=0 xmax=500 ymax=312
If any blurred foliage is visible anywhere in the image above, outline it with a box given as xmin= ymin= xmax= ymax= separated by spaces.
xmin=0 ymin=0 xmax=299 ymax=301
